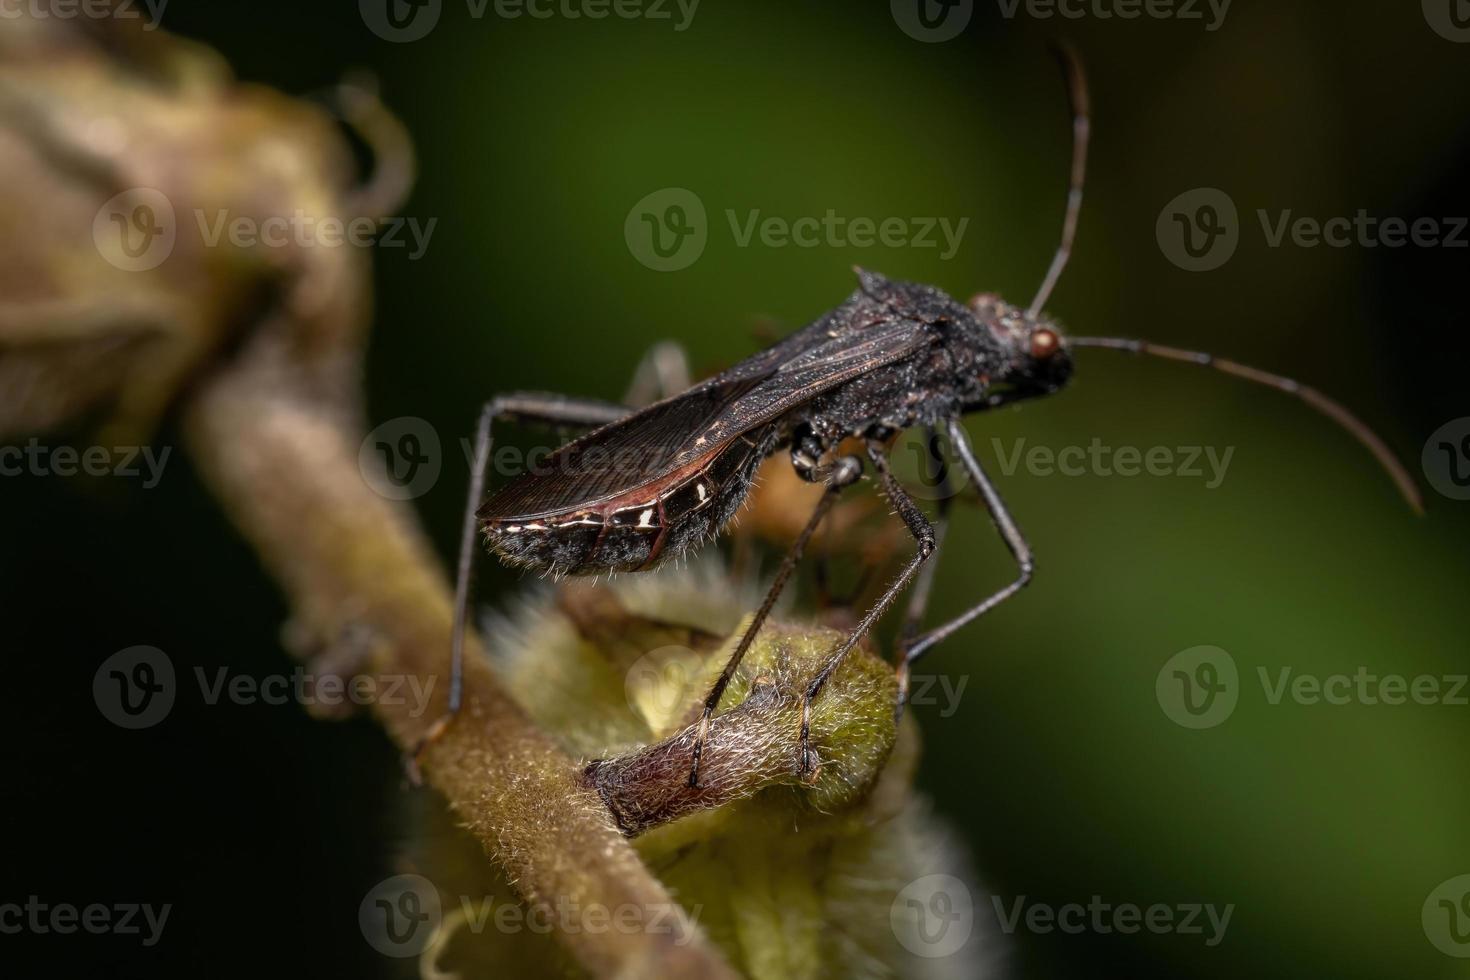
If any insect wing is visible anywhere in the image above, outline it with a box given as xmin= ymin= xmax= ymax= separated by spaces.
xmin=478 ymin=377 xmax=763 ymax=520
xmin=480 ymin=317 xmax=933 ymax=521
xmin=686 ymin=317 xmax=933 ymax=451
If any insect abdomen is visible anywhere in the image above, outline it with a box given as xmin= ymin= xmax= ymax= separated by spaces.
xmin=482 ymin=430 xmax=770 ymax=576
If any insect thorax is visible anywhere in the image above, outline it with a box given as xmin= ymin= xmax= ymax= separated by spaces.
xmin=800 ymin=322 xmax=998 ymax=446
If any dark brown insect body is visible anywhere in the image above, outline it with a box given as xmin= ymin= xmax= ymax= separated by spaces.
xmin=478 ymin=271 xmax=1068 ymax=579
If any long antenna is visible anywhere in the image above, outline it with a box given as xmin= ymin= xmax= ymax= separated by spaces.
xmin=1029 ymin=40 xmax=1091 ymax=317
xmin=1069 ymin=336 xmax=1424 ymax=514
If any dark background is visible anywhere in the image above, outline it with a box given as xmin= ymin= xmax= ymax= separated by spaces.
xmin=4 ymin=1 xmax=1469 ymax=977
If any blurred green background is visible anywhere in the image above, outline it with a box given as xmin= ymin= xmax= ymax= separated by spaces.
xmin=4 ymin=1 xmax=1469 ymax=977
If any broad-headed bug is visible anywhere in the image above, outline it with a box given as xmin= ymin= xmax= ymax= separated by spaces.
xmin=426 ymin=46 xmax=1422 ymax=787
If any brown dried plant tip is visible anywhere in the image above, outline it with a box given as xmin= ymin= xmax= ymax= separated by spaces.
xmin=0 ymin=10 xmax=410 ymax=444
xmin=582 ymin=614 xmax=901 ymax=837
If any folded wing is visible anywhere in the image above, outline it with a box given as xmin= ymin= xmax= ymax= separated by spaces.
xmin=480 ymin=317 xmax=933 ymax=521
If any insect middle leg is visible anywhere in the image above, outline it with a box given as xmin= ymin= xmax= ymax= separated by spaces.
xmin=799 ymin=439 xmax=937 ymax=777
xmin=686 ymin=451 xmax=863 ymax=788
xmin=893 ymin=427 xmax=955 ymax=714
xmin=898 ymin=417 xmax=1035 ymax=666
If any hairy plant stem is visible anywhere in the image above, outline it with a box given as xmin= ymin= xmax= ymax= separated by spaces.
xmin=182 ymin=328 xmax=737 ymax=980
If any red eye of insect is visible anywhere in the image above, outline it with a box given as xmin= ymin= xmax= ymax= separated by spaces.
xmin=1030 ymin=329 xmax=1060 ymax=360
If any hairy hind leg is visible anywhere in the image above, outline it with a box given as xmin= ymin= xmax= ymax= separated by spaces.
xmin=412 ymin=392 xmax=631 ymax=770
xmin=399 ymin=339 xmax=695 ymax=772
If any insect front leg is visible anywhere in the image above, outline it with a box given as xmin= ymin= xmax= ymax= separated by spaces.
xmin=686 ymin=451 xmax=863 ymax=789
xmin=413 ymin=392 xmax=632 ymax=764
xmin=799 ymin=440 xmax=937 ymax=779
xmin=898 ymin=418 xmax=1035 ymax=667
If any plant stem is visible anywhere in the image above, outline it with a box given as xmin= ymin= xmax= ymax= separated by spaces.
xmin=183 ymin=329 xmax=736 ymax=980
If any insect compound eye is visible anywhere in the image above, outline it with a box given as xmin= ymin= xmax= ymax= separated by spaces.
xmin=1029 ymin=328 xmax=1060 ymax=360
